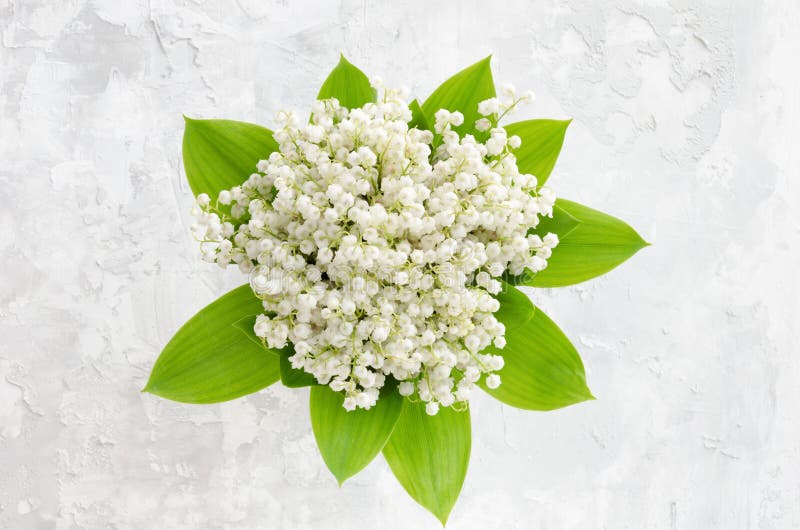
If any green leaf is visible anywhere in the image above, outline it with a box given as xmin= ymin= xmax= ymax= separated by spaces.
xmin=144 ymin=285 xmax=280 ymax=404
xmin=422 ymin=56 xmax=495 ymax=137
xmin=278 ymin=347 xmax=318 ymax=388
xmin=382 ymin=401 xmax=471 ymax=525
xmin=528 ymin=199 xmax=649 ymax=287
xmin=481 ymin=284 xmax=594 ymax=410
xmin=182 ymin=117 xmax=278 ymax=198
xmin=317 ymin=54 xmax=376 ymax=109
xmin=310 ymin=381 xmax=404 ymax=485
xmin=504 ymin=119 xmax=571 ymax=186
xmin=408 ymin=99 xmax=430 ymax=131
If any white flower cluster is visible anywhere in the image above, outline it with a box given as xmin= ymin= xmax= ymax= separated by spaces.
xmin=191 ymin=83 xmax=558 ymax=414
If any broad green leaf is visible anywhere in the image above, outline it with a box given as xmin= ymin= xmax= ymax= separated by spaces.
xmin=182 ymin=117 xmax=278 ymax=198
xmin=422 ymin=56 xmax=495 ymax=137
xmin=310 ymin=381 xmax=404 ymax=485
xmin=382 ymin=401 xmax=471 ymax=524
xmin=504 ymin=119 xmax=570 ymax=186
xmin=144 ymin=285 xmax=280 ymax=404
xmin=481 ymin=284 xmax=593 ymax=410
xmin=408 ymin=99 xmax=430 ymax=131
xmin=528 ymin=199 xmax=649 ymax=287
xmin=317 ymin=54 xmax=376 ymax=109
xmin=279 ymin=347 xmax=318 ymax=388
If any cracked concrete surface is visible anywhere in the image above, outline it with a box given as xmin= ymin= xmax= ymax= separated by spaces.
xmin=1 ymin=0 xmax=799 ymax=528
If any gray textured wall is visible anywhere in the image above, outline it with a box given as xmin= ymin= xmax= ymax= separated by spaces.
xmin=2 ymin=1 xmax=798 ymax=528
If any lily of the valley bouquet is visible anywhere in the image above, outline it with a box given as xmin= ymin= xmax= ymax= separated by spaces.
xmin=145 ymin=55 xmax=647 ymax=523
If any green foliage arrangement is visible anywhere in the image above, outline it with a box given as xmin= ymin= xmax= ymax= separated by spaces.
xmin=145 ymin=55 xmax=647 ymax=523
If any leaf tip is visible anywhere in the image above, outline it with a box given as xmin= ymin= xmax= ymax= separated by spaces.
xmin=633 ymin=235 xmax=651 ymax=252
xmin=141 ymin=381 xmax=161 ymax=398
xmin=329 ymin=466 xmax=352 ymax=488
xmin=579 ymin=385 xmax=596 ymax=403
xmin=141 ymin=372 xmax=157 ymax=394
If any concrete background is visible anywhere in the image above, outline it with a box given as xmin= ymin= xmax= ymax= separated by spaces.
xmin=2 ymin=0 xmax=798 ymax=528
